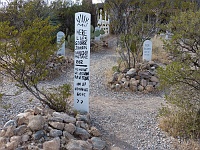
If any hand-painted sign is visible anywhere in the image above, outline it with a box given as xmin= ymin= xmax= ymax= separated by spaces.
xmin=74 ymin=12 xmax=91 ymax=112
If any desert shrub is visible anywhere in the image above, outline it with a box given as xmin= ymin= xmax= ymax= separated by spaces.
xmin=158 ymin=10 xmax=200 ymax=139
xmin=0 ymin=17 xmax=71 ymax=112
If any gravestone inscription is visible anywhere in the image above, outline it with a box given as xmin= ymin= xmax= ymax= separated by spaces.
xmin=74 ymin=12 xmax=91 ymax=112
xmin=143 ymin=40 xmax=152 ymax=61
xmin=57 ymin=31 xmax=65 ymax=56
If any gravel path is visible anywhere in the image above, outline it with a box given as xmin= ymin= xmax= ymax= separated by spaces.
xmin=0 ymin=37 xmax=175 ymax=150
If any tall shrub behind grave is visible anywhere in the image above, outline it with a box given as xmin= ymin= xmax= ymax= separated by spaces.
xmin=158 ymin=10 xmax=200 ymax=139
xmin=0 ymin=18 xmax=71 ymax=112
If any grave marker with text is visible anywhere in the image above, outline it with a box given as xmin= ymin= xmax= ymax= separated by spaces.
xmin=74 ymin=12 xmax=91 ymax=112
xmin=57 ymin=31 xmax=65 ymax=56
xmin=143 ymin=40 xmax=152 ymax=61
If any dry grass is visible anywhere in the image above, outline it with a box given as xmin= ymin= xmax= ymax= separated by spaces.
xmin=159 ymin=110 xmax=200 ymax=150
xmin=151 ymin=35 xmax=170 ymax=64
xmin=172 ymin=139 xmax=200 ymax=150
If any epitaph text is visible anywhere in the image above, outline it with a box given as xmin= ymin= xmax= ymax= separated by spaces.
xmin=74 ymin=12 xmax=91 ymax=112
xmin=143 ymin=40 xmax=152 ymax=61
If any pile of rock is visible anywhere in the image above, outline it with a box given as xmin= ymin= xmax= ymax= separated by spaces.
xmin=0 ymin=107 xmax=106 ymax=150
xmin=46 ymin=55 xmax=74 ymax=79
xmin=109 ymin=61 xmax=160 ymax=92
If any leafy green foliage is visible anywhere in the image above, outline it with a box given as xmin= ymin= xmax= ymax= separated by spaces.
xmin=158 ymin=9 xmax=200 ymax=139
xmin=0 ymin=15 xmax=71 ymax=112
xmin=44 ymin=84 xmax=71 ymax=112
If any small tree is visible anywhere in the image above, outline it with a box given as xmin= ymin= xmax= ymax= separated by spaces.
xmin=158 ymin=9 xmax=200 ymax=138
xmin=0 ymin=18 xmax=71 ymax=112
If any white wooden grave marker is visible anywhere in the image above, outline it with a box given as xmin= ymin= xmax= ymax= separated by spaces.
xmin=57 ymin=31 xmax=65 ymax=56
xmin=143 ymin=40 xmax=152 ymax=61
xmin=74 ymin=12 xmax=91 ymax=112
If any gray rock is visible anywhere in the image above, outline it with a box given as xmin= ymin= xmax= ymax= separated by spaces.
xmin=0 ymin=129 xmax=6 ymax=137
xmin=32 ymin=130 xmax=46 ymax=140
xmin=0 ymin=137 xmax=7 ymax=146
xmin=49 ymin=129 xmax=62 ymax=137
xmin=10 ymin=136 xmax=21 ymax=144
xmin=64 ymin=123 xmax=76 ymax=134
xmin=6 ymin=141 xmax=19 ymax=150
xmin=129 ymin=85 xmax=137 ymax=92
xmin=90 ymin=126 xmax=101 ymax=137
xmin=66 ymin=139 xmax=92 ymax=150
xmin=16 ymin=112 xmax=33 ymax=126
xmin=52 ymin=112 xmax=76 ymax=124
xmin=74 ymin=127 xmax=90 ymax=140
xmin=48 ymin=117 xmax=63 ymax=122
xmin=140 ymin=79 xmax=147 ymax=87
xmin=126 ymin=68 xmax=136 ymax=77
xmin=14 ymin=125 xmax=28 ymax=136
xmin=91 ymin=137 xmax=106 ymax=150
xmin=138 ymin=85 xmax=144 ymax=91
xmin=27 ymin=115 xmax=45 ymax=131
xmin=150 ymin=76 xmax=159 ymax=83
xmin=63 ymin=131 xmax=75 ymax=140
xmin=3 ymin=120 xmax=17 ymax=128
xmin=21 ymin=134 xmax=30 ymax=142
xmin=5 ymin=126 xmax=15 ymax=137
xmin=43 ymin=137 xmax=60 ymax=150
xmin=49 ymin=122 xmax=64 ymax=130
xmin=139 ymin=71 xmax=151 ymax=79
xmin=145 ymin=85 xmax=154 ymax=92
xmin=76 ymin=114 xmax=90 ymax=124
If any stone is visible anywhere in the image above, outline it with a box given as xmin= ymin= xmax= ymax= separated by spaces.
xmin=21 ymin=135 xmax=30 ymax=142
xmin=34 ymin=107 xmax=43 ymax=115
xmin=139 ymin=71 xmax=151 ymax=79
xmin=10 ymin=136 xmax=21 ymax=144
xmin=17 ymin=112 xmax=33 ymax=125
xmin=140 ymin=79 xmax=147 ymax=87
xmin=43 ymin=137 xmax=60 ymax=150
xmin=126 ymin=68 xmax=136 ymax=77
xmin=150 ymin=76 xmax=159 ymax=83
xmin=0 ymin=129 xmax=6 ymax=137
xmin=76 ymin=114 xmax=90 ymax=124
xmin=89 ymin=126 xmax=101 ymax=137
xmin=111 ymin=147 xmax=122 ymax=150
xmin=3 ymin=120 xmax=17 ymax=128
xmin=48 ymin=117 xmax=63 ymax=122
xmin=135 ymin=75 xmax=140 ymax=80
xmin=49 ymin=129 xmax=62 ymax=137
xmin=74 ymin=127 xmax=90 ymax=140
xmin=27 ymin=115 xmax=45 ymax=131
xmin=145 ymin=85 xmax=154 ymax=92
xmin=63 ymin=131 xmax=75 ymax=140
xmin=49 ymin=122 xmax=64 ymax=130
xmin=121 ymin=77 xmax=126 ymax=83
xmin=124 ymin=81 xmax=129 ymax=88
xmin=117 ymin=73 xmax=124 ymax=83
xmin=66 ymin=139 xmax=92 ymax=150
xmin=6 ymin=141 xmax=18 ymax=150
xmin=32 ymin=130 xmax=46 ymax=140
xmin=130 ymin=85 xmax=137 ymax=92
xmin=115 ymin=84 xmax=121 ymax=91
xmin=138 ymin=85 xmax=144 ymax=92
xmin=14 ymin=125 xmax=28 ymax=136
xmin=129 ymin=78 xmax=138 ymax=86
xmin=5 ymin=126 xmax=15 ymax=137
xmin=52 ymin=112 xmax=76 ymax=124
xmin=64 ymin=123 xmax=76 ymax=134
xmin=91 ymin=137 xmax=106 ymax=150
xmin=0 ymin=137 xmax=7 ymax=146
